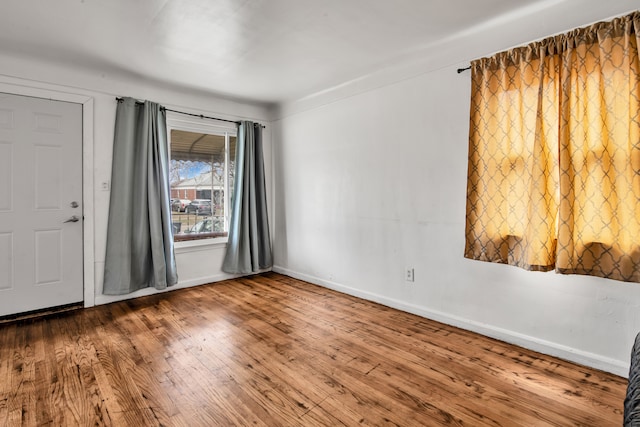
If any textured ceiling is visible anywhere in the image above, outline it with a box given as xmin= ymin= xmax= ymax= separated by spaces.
xmin=0 ymin=0 xmax=629 ymax=105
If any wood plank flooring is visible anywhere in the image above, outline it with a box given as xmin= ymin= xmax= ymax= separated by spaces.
xmin=0 ymin=272 xmax=628 ymax=426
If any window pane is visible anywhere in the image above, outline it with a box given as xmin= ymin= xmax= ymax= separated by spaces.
xmin=227 ymin=135 xmax=237 ymax=224
xmin=170 ymin=129 xmax=231 ymax=241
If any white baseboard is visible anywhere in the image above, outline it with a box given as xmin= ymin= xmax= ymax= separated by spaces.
xmin=94 ymin=272 xmax=246 ymax=306
xmin=272 ymin=265 xmax=629 ymax=378
xmin=94 ymin=266 xmax=275 ymax=306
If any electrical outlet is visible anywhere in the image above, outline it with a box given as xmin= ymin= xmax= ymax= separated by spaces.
xmin=405 ymin=267 xmax=414 ymax=282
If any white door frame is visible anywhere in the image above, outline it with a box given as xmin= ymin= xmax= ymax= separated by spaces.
xmin=0 ymin=81 xmax=95 ymax=308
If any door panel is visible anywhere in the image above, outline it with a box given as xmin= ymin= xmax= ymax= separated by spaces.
xmin=0 ymin=142 xmax=11 ymax=210
xmin=34 ymin=229 xmax=62 ymax=285
xmin=0 ymin=232 xmax=12 ymax=290
xmin=35 ymin=145 xmax=63 ymax=209
xmin=0 ymin=93 xmax=83 ymax=316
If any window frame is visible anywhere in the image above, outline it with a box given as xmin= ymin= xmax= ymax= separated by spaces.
xmin=166 ymin=112 xmax=236 ymax=247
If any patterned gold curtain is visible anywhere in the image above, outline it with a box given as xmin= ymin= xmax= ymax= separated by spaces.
xmin=465 ymin=11 xmax=640 ymax=282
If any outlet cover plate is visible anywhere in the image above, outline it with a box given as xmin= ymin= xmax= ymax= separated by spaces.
xmin=405 ymin=268 xmax=414 ymax=282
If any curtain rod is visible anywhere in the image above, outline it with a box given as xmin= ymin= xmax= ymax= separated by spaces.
xmin=457 ymin=65 xmax=471 ymax=74
xmin=115 ymin=97 xmax=265 ymax=128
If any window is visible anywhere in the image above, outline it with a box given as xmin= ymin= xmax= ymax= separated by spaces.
xmin=465 ymin=11 xmax=640 ymax=282
xmin=168 ymin=116 xmax=236 ymax=242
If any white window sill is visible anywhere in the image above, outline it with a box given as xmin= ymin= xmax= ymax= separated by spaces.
xmin=175 ymin=237 xmax=228 ymax=254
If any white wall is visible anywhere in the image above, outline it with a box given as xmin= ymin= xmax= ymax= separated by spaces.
xmin=272 ymin=3 xmax=640 ymax=376
xmin=0 ymin=50 xmax=273 ymax=307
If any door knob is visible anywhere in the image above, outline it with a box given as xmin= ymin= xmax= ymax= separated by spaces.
xmin=70 ymin=201 xmax=79 ymax=208
xmin=64 ymin=215 xmax=80 ymax=223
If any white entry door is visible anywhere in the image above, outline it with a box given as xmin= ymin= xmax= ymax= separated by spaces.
xmin=0 ymin=92 xmax=83 ymax=317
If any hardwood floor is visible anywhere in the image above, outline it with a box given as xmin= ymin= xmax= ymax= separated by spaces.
xmin=0 ymin=273 xmax=628 ymax=426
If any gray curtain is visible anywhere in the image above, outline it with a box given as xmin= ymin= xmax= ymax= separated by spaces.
xmin=103 ymin=97 xmax=178 ymax=295
xmin=222 ymin=121 xmax=273 ymax=273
